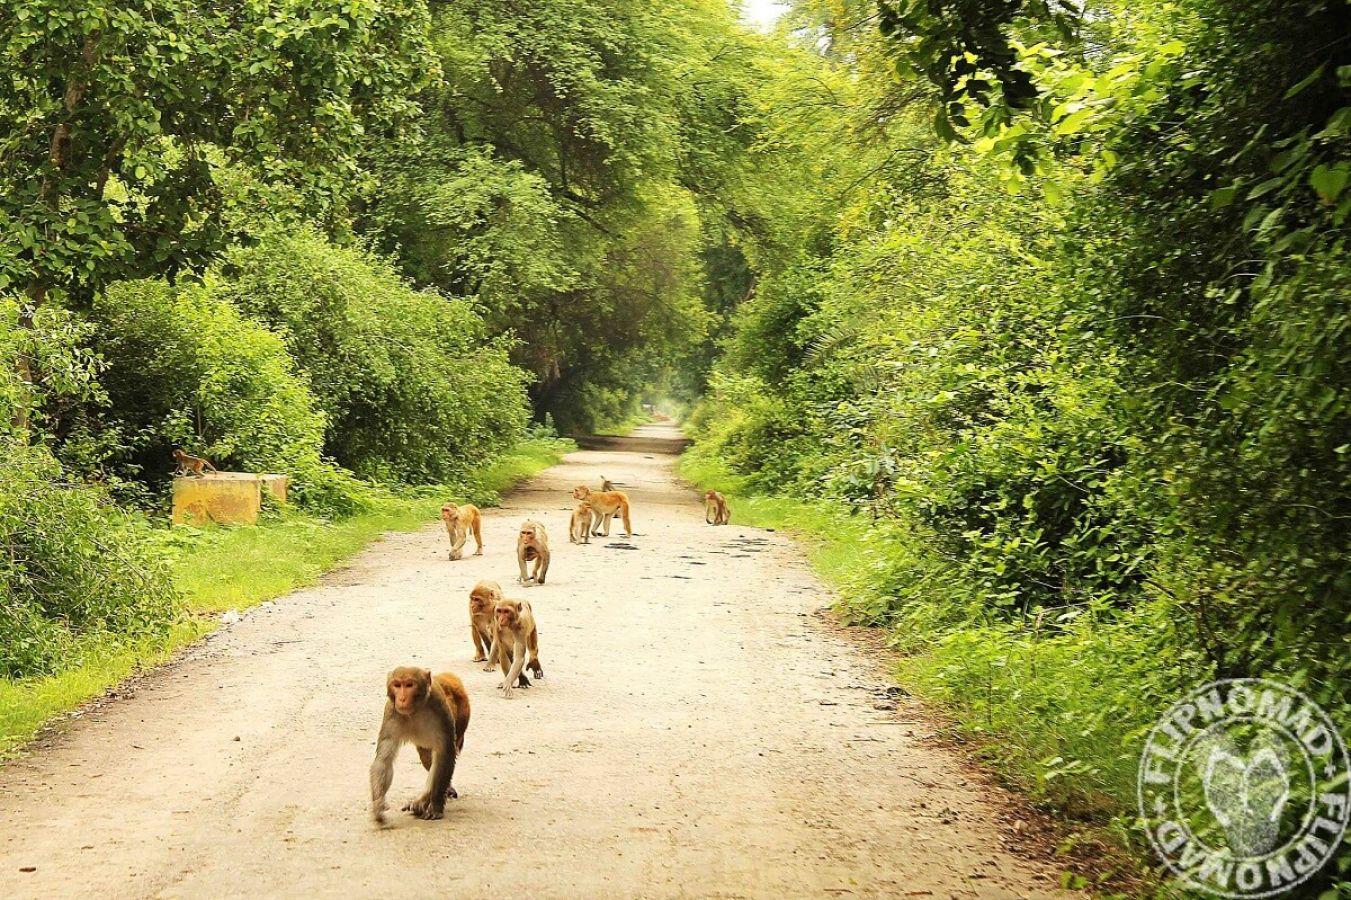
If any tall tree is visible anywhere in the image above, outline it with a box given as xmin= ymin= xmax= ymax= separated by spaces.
xmin=0 ymin=0 xmax=433 ymax=424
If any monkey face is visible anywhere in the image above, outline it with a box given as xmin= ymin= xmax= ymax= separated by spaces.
xmin=494 ymin=604 xmax=517 ymax=629
xmin=519 ymin=525 xmax=537 ymax=542
xmin=387 ymin=667 xmax=430 ymax=715
xmin=571 ymin=486 xmax=589 ymax=500
xmin=470 ymin=594 xmax=491 ymax=614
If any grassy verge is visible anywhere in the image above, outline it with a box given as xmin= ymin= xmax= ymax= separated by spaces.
xmin=588 ymin=412 xmax=655 ymax=437
xmin=0 ymin=436 xmax=571 ymax=755
xmin=676 ymin=446 xmax=1154 ymax=893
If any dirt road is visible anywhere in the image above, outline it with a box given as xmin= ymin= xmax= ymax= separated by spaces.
xmin=0 ymin=424 xmax=1067 ymax=898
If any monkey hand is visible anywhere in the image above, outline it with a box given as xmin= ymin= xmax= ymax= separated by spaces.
xmin=472 ymin=654 xmax=487 ymax=662
xmin=371 ymin=800 xmax=388 ymax=826
xmin=482 ymin=662 xmax=496 ymax=672
xmin=501 ymin=685 xmax=515 ymax=700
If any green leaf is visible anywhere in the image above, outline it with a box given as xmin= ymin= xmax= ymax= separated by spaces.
xmin=1283 ymin=63 xmax=1327 ymax=100
xmin=1247 ymin=176 xmax=1287 ymax=200
xmin=1210 ymin=185 xmax=1239 ymax=209
xmin=1309 ymin=163 xmax=1349 ymax=203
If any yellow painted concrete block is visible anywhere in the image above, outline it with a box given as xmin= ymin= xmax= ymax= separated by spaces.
xmin=172 ymin=473 xmax=263 ymax=526
xmin=259 ymin=474 xmax=289 ymax=503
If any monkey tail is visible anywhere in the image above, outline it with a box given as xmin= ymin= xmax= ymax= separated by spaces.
xmin=622 ymin=501 xmax=632 ymax=536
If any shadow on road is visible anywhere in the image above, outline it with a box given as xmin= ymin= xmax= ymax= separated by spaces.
xmin=571 ymin=433 xmax=691 ymax=456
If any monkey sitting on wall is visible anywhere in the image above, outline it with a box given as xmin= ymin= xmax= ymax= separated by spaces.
xmin=441 ymin=503 xmax=484 ymax=561
xmin=704 ymin=490 xmax=730 ymax=526
xmin=172 ymin=448 xmax=217 ymax=477
xmin=516 ymin=520 xmax=550 ymax=585
xmin=369 ymin=667 xmax=470 ymax=824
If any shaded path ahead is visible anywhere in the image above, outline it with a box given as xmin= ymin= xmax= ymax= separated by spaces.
xmin=0 ymin=423 xmax=1067 ymax=898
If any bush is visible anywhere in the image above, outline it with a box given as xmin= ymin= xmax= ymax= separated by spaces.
xmin=86 ymin=278 xmax=368 ymax=514
xmin=218 ymin=231 xmax=531 ymax=484
xmin=0 ymin=439 xmax=179 ymax=678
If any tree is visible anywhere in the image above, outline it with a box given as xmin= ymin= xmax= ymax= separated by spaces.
xmin=0 ymin=0 xmax=433 ymax=424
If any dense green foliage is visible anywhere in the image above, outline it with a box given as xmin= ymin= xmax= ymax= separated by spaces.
xmin=0 ymin=438 xmax=177 ymax=678
xmin=219 ymin=232 xmax=530 ymax=484
xmin=2 ymin=0 xmax=1348 ymax=890
xmin=357 ymin=0 xmax=738 ymax=429
xmin=683 ymin=0 xmax=1350 ymax=889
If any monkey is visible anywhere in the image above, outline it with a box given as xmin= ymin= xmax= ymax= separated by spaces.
xmin=704 ymin=490 xmax=731 ymax=526
xmin=516 ymin=520 xmax=550 ymax=585
xmin=369 ymin=666 xmax=470 ymax=824
xmin=441 ymin=503 xmax=484 ymax=561
xmin=572 ymin=485 xmax=632 ymax=538
xmin=468 ymin=580 xmax=502 ymax=663
xmin=172 ymin=448 xmax=217 ymax=477
xmin=491 ymin=598 xmax=543 ymax=699
xmin=597 ymin=479 xmax=620 ymax=528
xmin=568 ymin=502 xmax=591 ymax=545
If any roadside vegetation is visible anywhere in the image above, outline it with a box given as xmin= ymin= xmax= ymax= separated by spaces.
xmin=681 ymin=0 xmax=1349 ymax=893
xmin=2 ymin=0 xmax=1346 ymax=893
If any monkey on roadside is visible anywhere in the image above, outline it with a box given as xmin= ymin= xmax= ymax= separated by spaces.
xmin=704 ymin=490 xmax=730 ymax=526
xmin=369 ymin=667 xmax=470 ymax=824
xmin=572 ymin=485 xmax=632 ymax=538
xmin=441 ymin=503 xmax=483 ymax=561
xmin=516 ymin=520 xmax=550 ymax=585
xmin=172 ymin=448 xmax=217 ymax=477
xmin=568 ymin=503 xmax=591 ymax=545
xmin=601 ymin=477 xmax=616 ymax=492
xmin=468 ymin=580 xmax=502 ymax=663
xmin=491 ymin=599 xmax=543 ymax=699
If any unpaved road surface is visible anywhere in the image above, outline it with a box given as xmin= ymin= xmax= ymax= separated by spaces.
xmin=0 ymin=424 xmax=1068 ymax=898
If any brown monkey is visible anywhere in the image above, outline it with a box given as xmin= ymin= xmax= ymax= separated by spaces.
xmin=572 ymin=485 xmax=632 ymax=537
xmin=491 ymin=599 xmax=543 ymax=699
xmin=598 ymin=478 xmax=619 ymax=528
xmin=172 ymin=448 xmax=217 ymax=477
xmin=516 ymin=520 xmax=550 ymax=585
xmin=704 ymin=490 xmax=730 ymax=525
xmin=568 ymin=503 xmax=591 ymax=545
xmin=441 ymin=503 xmax=483 ymax=561
xmin=468 ymin=580 xmax=502 ymax=663
xmin=369 ymin=667 xmax=470 ymax=824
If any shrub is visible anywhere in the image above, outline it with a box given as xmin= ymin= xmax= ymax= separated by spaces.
xmin=218 ymin=231 xmax=531 ymax=484
xmin=0 ymin=439 xmax=179 ymax=678
xmin=86 ymin=278 xmax=368 ymax=514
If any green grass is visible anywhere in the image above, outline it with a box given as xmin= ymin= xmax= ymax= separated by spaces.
xmin=0 ymin=437 xmax=571 ymax=756
xmin=589 ymin=412 xmax=655 ymax=437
